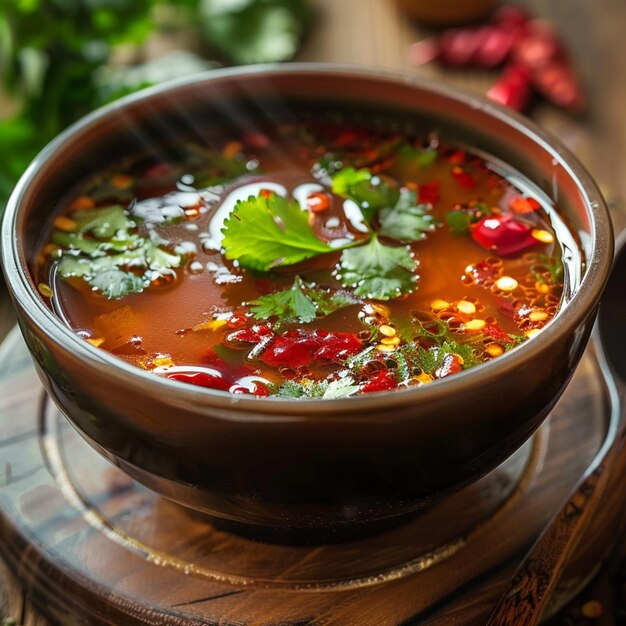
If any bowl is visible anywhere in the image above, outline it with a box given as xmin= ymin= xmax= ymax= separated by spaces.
xmin=0 ymin=65 xmax=613 ymax=542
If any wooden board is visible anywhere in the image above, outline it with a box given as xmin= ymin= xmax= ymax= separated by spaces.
xmin=0 ymin=325 xmax=622 ymax=625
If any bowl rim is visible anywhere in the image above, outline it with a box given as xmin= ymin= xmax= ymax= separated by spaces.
xmin=1 ymin=62 xmax=613 ymax=416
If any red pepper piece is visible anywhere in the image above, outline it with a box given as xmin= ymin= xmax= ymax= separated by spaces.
xmin=419 ymin=181 xmax=440 ymax=204
xmin=497 ymin=297 xmax=517 ymax=319
xmin=408 ymin=37 xmax=441 ymax=66
xmin=315 ymin=332 xmax=362 ymax=363
xmin=260 ymin=330 xmax=321 ymax=369
xmin=447 ymin=149 xmax=466 ymax=165
xmin=512 ymin=20 xmax=560 ymax=70
xmin=474 ymin=25 xmax=515 ymax=68
xmin=532 ymin=59 xmax=585 ymax=113
xmin=361 ymin=370 xmax=398 ymax=393
xmin=435 ymin=354 xmax=463 ymax=379
xmin=227 ymin=324 xmax=273 ymax=344
xmin=484 ymin=322 xmax=514 ymax=343
xmin=439 ymin=28 xmax=483 ymax=67
xmin=451 ymin=166 xmax=476 ymax=190
xmin=167 ymin=371 xmax=230 ymax=391
xmin=492 ymin=5 xmax=530 ymax=31
xmin=306 ymin=192 xmax=331 ymax=213
xmin=471 ymin=214 xmax=538 ymax=256
xmin=242 ymin=131 xmax=269 ymax=150
xmin=251 ymin=382 xmax=270 ymax=396
xmin=487 ymin=63 xmax=532 ymax=111
xmin=510 ymin=195 xmax=541 ymax=214
xmin=227 ymin=313 xmax=248 ymax=329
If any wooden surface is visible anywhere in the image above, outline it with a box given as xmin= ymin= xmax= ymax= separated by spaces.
xmin=1 ymin=0 xmax=626 ymax=624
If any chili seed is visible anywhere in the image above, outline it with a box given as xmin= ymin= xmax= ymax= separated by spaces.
xmin=465 ymin=319 xmax=486 ymax=331
xmin=531 ymin=228 xmax=554 ymax=243
xmin=377 ymin=343 xmax=397 ymax=353
xmin=111 ymin=174 xmax=133 ymax=189
xmin=496 ymin=276 xmax=519 ymax=291
xmin=53 ymin=216 xmax=77 ymax=231
xmin=381 ymin=336 xmax=401 ymax=346
xmin=457 ymin=300 xmax=476 ymax=315
xmin=581 ymin=600 xmax=603 ymax=619
xmin=431 ymin=299 xmax=450 ymax=311
xmin=38 ymin=283 xmax=53 ymax=298
xmin=485 ymin=343 xmax=504 ymax=357
xmin=529 ymin=310 xmax=548 ymax=322
xmin=379 ymin=324 xmax=397 ymax=337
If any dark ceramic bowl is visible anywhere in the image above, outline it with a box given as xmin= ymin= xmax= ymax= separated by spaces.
xmin=1 ymin=65 xmax=613 ymax=541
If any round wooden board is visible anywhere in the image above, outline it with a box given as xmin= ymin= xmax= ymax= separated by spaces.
xmin=0 ymin=325 xmax=621 ymax=625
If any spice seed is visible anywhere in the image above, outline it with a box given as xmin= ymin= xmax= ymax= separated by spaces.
xmin=431 ymin=298 xmax=449 ymax=311
xmin=457 ymin=300 xmax=476 ymax=315
xmin=379 ymin=324 xmax=397 ymax=337
xmin=381 ymin=336 xmax=401 ymax=346
xmin=485 ymin=343 xmax=504 ymax=357
xmin=38 ymin=283 xmax=53 ymax=298
xmin=531 ymin=229 xmax=554 ymax=244
xmin=529 ymin=310 xmax=548 ymax=322
xmin=496 ymin=276 xmax=518 ymax=291
xmin=377 ymin=343 xmax=397 ymax=353
xmin=53 ymin=216 xmax=78 ymax=232
xmin=465 ymin=319 xmax=486 ymax=331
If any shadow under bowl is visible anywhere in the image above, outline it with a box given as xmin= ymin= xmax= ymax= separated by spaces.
xmin=0 ymin=65 xmax=613 ymax=542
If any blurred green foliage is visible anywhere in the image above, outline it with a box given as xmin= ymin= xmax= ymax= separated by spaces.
xmin=0 ymin=0 xmax=312 ymax=208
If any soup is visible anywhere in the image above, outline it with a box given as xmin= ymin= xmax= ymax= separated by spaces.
xmin=34 ymin=116 xmax=571 ymax=398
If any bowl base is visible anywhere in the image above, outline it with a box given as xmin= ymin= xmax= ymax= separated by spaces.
xmin=0 ymin=327 xmax=621 ymax=624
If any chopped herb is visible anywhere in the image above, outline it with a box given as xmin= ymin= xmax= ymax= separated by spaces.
xmin=396 ymin=144 xmax=438 ymax=168
xmin=275 ymin=375 xmax=359 ymax=399
xmin=249 ymin=277 xmax=359 ymax=329
xmin=530 ymin=254 xmax=564 ymax=284
xmin=53 ymin=205 xmax=182 ymax=299
xmin=445 ymin=210 xmax=472 ymax=235
xmin=338 ymin=235 xmax=418 ymax=300
xmin=87 ymin=269 xmax=148 ymax=299
xmin=378 ymin=189 xmax=437 ymax=242
xmin=221 ymin=193 xmax=335 ymax=271
xmin=249 ymin=276 xmax=316 ymax=328
xmin=331 ymin=167 xmax=399 ymax=224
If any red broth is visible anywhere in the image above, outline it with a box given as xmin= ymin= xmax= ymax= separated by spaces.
xmin=34 ymin=119 xmax=574 ymax=398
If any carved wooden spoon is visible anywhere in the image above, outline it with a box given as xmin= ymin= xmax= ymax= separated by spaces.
xmin=486 ymin=233 xmax=626 ymax=626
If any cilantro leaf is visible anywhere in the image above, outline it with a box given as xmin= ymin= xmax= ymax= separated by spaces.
xmin=445 ymin=210 xmax=472 ymax=236
xmin=322 ymin=378 xmax=359 ymax=399
xmin=378 ymin=189 xmax=437 ymax=242
xmin=249 ymin=277 xmax=358 ymax=329
xmin=72 ymin=205 xmax=135 ymax=238
xmin=275 ymin=375 xmax=359 ymax=399
xmin=331 ymin=167 xmax=399 ymax=224
xmin=338 ymin=235 xmax=418 ymax=300
xmin=87 ymin=269 xmax=148 ymax=300
xmin=249 ymin=276 xmax=316 ymax=328
xmin=221 ymin=193 xmax=334 ymax=271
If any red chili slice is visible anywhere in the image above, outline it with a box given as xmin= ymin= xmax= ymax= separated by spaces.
xmin=167 ymin=371 xmax=230 ymax=391
xmin=509 ymin=195 xmax=541 ymax=214
xmin=419 ymin=181 xmax=440 ymax=204
xmin=260 ymin=331 xmax=321 ymax=369
xmin=227 ymin=324 xmax=273 ymax=344
xmin=484 ymin=322 xmax=514 ymax=344
xmin=315 ymin=332 xmax=363 ymax=363
xmin=471 ymin=214 xmax=538 ymax=256
xmin=361 ymin=370 xmax=398 ymax=393
xmin=487 ymin=64 xmax=532 ymax=112
xmin=451 ymin=167 xmax=476 ymax=190
xmin=434 ymin=354 xmax=464 ymax=379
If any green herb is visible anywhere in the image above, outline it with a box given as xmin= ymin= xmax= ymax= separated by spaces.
xmin=338 ymin=235 xmax=418 ymax=300
xmin=249 ymin=276 xmax=316 ymax=327
xmin=221 ymin=193 xmax=334 ymax=271
xmin=530 ymin=254 xmax=564 ymax=285
xmin=54 ymin=206 xmax=182 ymax=299
xmin=249 ymin=277 xmax=358 ymax=329
xmin=331 ymin=167 xmax=399 ymax=224
xmin=445 ymin=210 xmax=472 ymax=236
xmin=396 ymin=144 xmax=438 ymax=168
xmin=275 ymin=375 xmax=359 ymax=399
xmin=200 ymin=0 xmax=311 ymax=65
xmin=378 ymin=189 xmax=437 ymax=242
